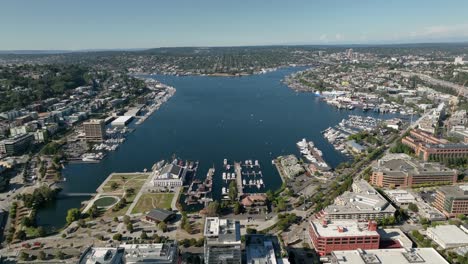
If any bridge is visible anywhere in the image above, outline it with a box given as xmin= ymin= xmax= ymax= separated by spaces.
xmin=58 ymin=193 xmax=95 ymax=197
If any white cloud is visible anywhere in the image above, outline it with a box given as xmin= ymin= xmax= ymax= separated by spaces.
xmin=335 ymin=33 xmax=344 ymax=41
xmin=409 ymin=23 xmax=468 ymax=40
xmin=319 ymin=34 xmax=328 ymax=41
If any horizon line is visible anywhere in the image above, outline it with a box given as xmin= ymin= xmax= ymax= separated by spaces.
xmin=1 ymin=40 xmax=468 ymax=54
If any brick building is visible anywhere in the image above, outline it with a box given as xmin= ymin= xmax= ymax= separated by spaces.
xmin=308 ymin=219 xmax=380 ymax=256
xmin=402 ymin=129 xmax=468 ymax=161
xmin=370 ymin=154 xmax=457 ymax=188
xmin=433 ymin=185 xmax=468 ymax=218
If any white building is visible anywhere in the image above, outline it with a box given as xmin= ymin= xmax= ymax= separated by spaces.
xmin=151 ymin=162 xmax=185 ymax=187
xmin=329 ymin=248 xmax=448 ymax=264
xmin=204 ymin=217 xmax=241 ymax=264
xmin=384 ymin=190 xmax=416 ymax=206
xmin=111 ymin=116 xmax=133 ymax=126
xmin=455 ymin=56 xmax=465 ymax=65
xmin=426 ymin=225 xmax=468 ymax=249
xmin=246 ymin=235 xmax=280 ymax=264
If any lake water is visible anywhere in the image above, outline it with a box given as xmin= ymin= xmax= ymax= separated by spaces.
xmin=36 ymin=66 xmax=396 ymax=229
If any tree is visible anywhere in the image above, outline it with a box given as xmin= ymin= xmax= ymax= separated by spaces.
xmin=246 ymin=228 xmax=257 ymax=234
xmin=408 ymin=203 xmax=419 ymax=213
xmin=110 ymin=182 xmax=119 ymax=190
xmin=140 ymin=231 xmax=148 ymax=240
xmin=88 ymin=204 xmax=99 ymax=219
xmin=56 ymin=251 xmax=65 ymax=260
xmin=15 ymin=230 xmax=26 ymax=241
xmin=19 ymin=252 xmax=29 ymax=261
xmin=457 ymin=214 xmax=467 ymax=221
xmin=126 ymin=188 xmax=135 ymax=196
xmin=78 ymin=219 xmax=86 ymax=228
xmin=266 ymin=190 xmax=275 ymax=202
xmin=113 ymin=233 xmax=122 ymax=241
xmin=38 ymin=251 xmax=46 ymax=260
xmin=126 ymin=223 xmax=134 ymax=233
xmin=196 ymin=238 xmax=204 ymax=247
xmin=123 ymin=215 xmax=131 ymax=224
xmin=158 ymin=221 xmax=168 ymax=232
xmin=228 ymin=181 xmax=238 ymax=202
xmin=66 ymin=208 xmax=81 ymax=225
xmin=233 ymin=202 xmax=242 ymax=215
xmin=183 ymin=221 xmax=192 ymax=234
xmin=206 ymin=201 xmax=220 ymax=217
xmin=21 ymin=216 xmax=33 ymax=227
xmin=37 ymin=226 xmax=46 ymax=237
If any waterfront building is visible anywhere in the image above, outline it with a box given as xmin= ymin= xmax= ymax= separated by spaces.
xmin=317 ymin=179 xmax=395 ymax=220
xmin=433 ymin=185 xmax=468 ymax=218
xmin=370 ymin=153 xmax=457 ymax=188
xmin=426 ymin=225 xmax=468 ymax=249
xmin=278 ymin=155 xmax=305 ymax=178
xmin=0 ymin=133 xmax=34 ymax=156
xmin=83 ymin=119 xmax=106 ymax=142
xmin=308 ymin=219 xmax=380 ymax=256
xmin=330 ymin=248 xmax=449 ymax=264
xmin=144 ymin=208 xmax=175 ymax=223
xmin=151 ymin=162 xmax=186 ymax=187
xmin=204 ymin=217 xmax=241 ymax=264
xmin=402 ymin=129 xmax=468 ymax=161
xmin=346 ymin=140 xmax=365 ymax=153
xmin=246 ymin=235 xmax=282 ymax=264
xmin=240 ymin=194 xmax=268 ymax=214
xmin=111 ymin=116 xmax=133 ymax=126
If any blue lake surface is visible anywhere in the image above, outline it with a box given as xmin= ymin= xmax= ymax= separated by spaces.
xmin=37 ymin=66 xmax=397 ymax=229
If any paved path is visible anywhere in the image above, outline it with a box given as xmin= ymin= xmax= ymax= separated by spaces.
xmin=171 ymin=187 xmax=181 ymax=211
xmin=126 ymin=173 xmax=153 ymax=215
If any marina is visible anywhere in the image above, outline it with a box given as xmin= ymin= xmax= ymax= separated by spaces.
xmin=322 ymin=115 xmax=383 ymax=155
xmin=296 ymin=138 xmax=331 ymax=171
xmin=36 ymin=66 xmax=386 ymax=228
xmin=185 ymin=166 xmax=213 ymax=206
xmin=221 ymin=159 xmax=265 ymax=200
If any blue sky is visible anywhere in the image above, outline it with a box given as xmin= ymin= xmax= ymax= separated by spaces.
xmin=1 ymin=0 xmax=468 ymax=50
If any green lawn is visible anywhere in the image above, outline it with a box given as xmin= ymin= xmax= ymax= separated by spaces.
xmin=101 ymin=173 xmax=149 ymax=193
xmin=131 ymin=193 xmax=175 ymax=214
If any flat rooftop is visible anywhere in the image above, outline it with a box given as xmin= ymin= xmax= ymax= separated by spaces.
xmin=324 ymin=179 xmax=395 ymax=215
xmin=384 ymin=190 xmax=416 ymax=204
xmin=377 ymin=229 xmax=413 ymax=248
xmin=374 ymin=154 xmax=454 ymax=176
xmin=79 ymin=247 xmax=124 ymax=264
xmin=427 ymin=225 xmax=468 ymax=244
xmin=246 ymin=235 xmax=279 ymax=264
xmin=204 ymin=217 xmax=241 ymax=244
xmin=437 ymin=185 xmax=468 ymax=199
xmin=310 ymin=220 xmax=379 ymax=238
xmin=120 ymin=242 xmax=177 ymax=263
xmin=331 ymin=248 xmax=448 ymax=264
xmin=111 ymin=116 xmax=133 ymax=125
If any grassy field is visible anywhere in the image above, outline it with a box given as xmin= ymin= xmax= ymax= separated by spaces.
xmin=104 ymin=192 xmax=137 ymax=218
xmin=101 ymin=173 xmax=149 ymax=193
xmin=131 ymin=193 xmax=175 ymax=214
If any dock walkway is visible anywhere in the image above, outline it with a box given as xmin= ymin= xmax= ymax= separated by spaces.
xmin=234 ymin=162 xmax=244 ymax=199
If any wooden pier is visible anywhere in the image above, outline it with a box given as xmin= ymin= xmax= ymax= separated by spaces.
xmin=234 ymin=162 xmax=244 ymax=199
